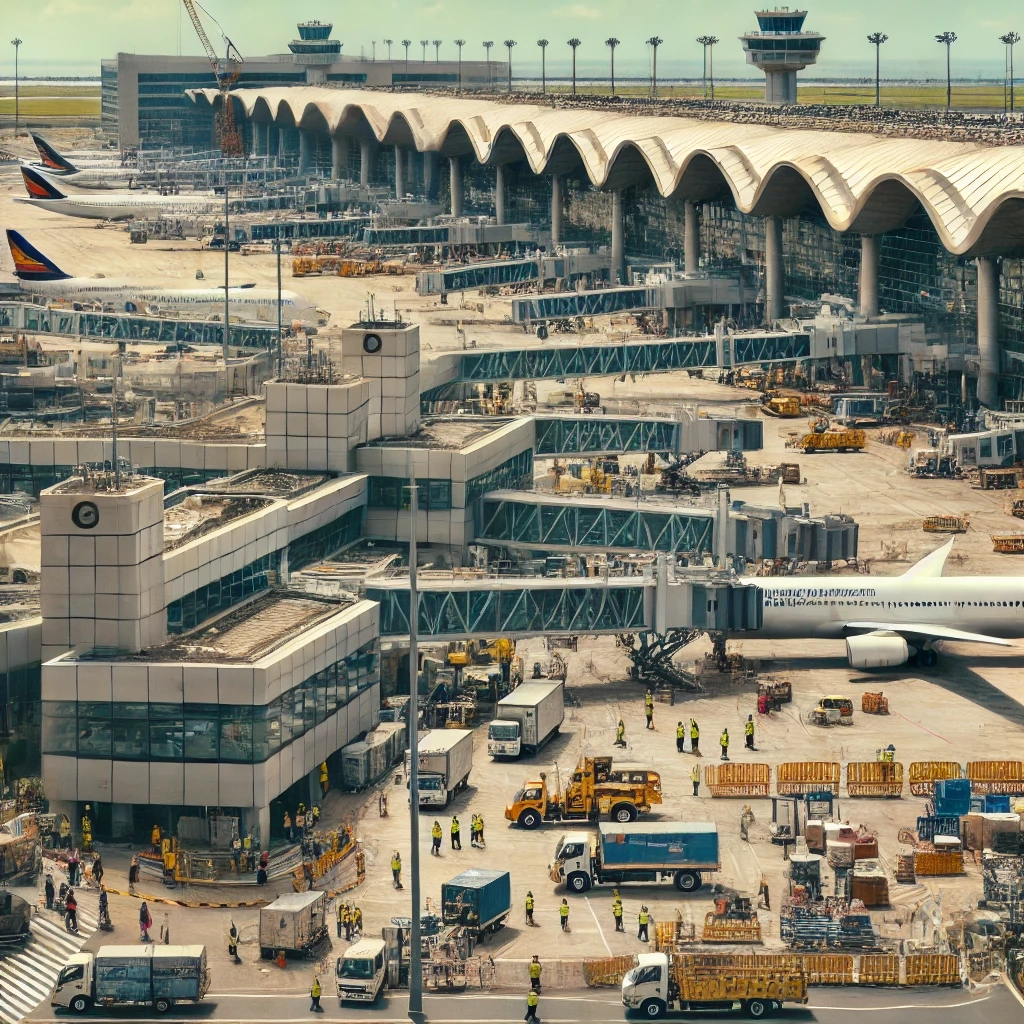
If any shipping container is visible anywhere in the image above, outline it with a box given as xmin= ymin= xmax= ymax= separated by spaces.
xmin=441 ymin=868 xmax=511 ymax=935
xmin=933 ymin=778 xmax=971 ymax=817
xmin=259 ymin=892 xmax=328 ymax=958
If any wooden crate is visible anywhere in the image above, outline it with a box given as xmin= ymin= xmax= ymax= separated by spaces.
xmin=861 ymin=692 xmax=889 ymax=714
xmin=914 ymin=850 xmax=964 ymax=876
xmin=701 ymin=913 xmax=762 ymax=944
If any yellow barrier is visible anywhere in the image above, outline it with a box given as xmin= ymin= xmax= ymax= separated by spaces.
xmin=777 ymin=761 xmax=841 ymax=795
xmin=701 ymin=913 xmax=762 ymax=943
xmin=914 ymin=850 xmax=965 ymax=876
xmin=904 ymin=954 xmax=960 ymax=986
xmin=703 ymin=763 xmax=771 ymax=797
xmin=584 ymin=955 xmax=638 ymax=987
xmin=859 ymin=954 xmax=900 ymax=986
xmin=846 ymin=761 xmax=904 ymax=797
xmin=909 ymin=761 xmax=962 ymax=796
xmin=965 ymin=760 xmax=1024 ymax=794
xmin=803 ymin=954 xmax=855 ymax=985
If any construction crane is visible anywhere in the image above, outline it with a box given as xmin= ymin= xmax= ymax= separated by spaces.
xmin=181 ymin=0 xmax=245 ymax=156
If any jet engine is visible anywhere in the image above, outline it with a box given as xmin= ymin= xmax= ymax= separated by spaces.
xmin=845 ymin=631 xmax=909 ymax=669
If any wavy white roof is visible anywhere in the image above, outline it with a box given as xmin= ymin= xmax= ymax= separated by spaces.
xmin=189 ymin=87 xmax=1024 ymax=256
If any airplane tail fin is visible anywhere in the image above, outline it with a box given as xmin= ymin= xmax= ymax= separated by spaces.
xmin=21 ymin=166 xmax=68 ymax=201
xmin=31 ymin=134 xmax=78 ymax=174
xmin=6 ymin=230 xmax=70 ymax=282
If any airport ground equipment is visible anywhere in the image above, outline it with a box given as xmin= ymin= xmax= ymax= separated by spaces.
xmin=441 ymin=869 xmax=511 ymax=938
xmin=335 ymin=938 xmax=388 ymax=1004
xmin=259 ymin=892 xmax=329 ymax=960
xmin=487 ymin=681 xmax=565 ymax=758
xmin=405 ymin=729 xmax=474 ymax=808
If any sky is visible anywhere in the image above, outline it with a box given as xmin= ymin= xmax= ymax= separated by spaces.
xmin=2 ymin=0 xmax=1022 ymax=79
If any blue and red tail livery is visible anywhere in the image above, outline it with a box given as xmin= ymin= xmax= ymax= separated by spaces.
xmin=31 ymin=134 xmax=78 ymax=174
xmin=21 ymin=166 xmax=67 ymax=201
xmin=5 ymin=230 xmax=69 ymax=281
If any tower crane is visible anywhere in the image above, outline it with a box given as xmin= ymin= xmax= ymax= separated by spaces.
xmin=181 ymin=0 xmax=245 ymax=156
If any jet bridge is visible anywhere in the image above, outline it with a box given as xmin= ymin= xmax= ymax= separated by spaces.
xmin=533 ymin=415 xmax=763 ymax=457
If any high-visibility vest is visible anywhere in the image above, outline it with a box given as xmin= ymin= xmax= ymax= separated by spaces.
xmin=527 ymin=992 xmax=539 ymax=1007
xmin=645 ymin=695 xmax=654 ymax=710
xmin=432 ymin=824 xmax=442 ymax=839
xmin=638 ymin=910 xmax=650 ymax=924
xmin=391 ymin=856 xmax=401 ymax=871
xmin=337 ymin=904 xmax=345 ymax=921
xmin=311 ymin=979 xmax=321 ymax=998
xmin=526 ymin=895 xmax=535 ymax=911
xmin=676 ymin=724 xmax=684 ymax=739
xmin=320 ymin=762 xmax=329 ymax=782
xmin=690 ymin=723 xmax=699 ymax=740
xmin=745 ymin=721 xmax=754 ymax=737
xmin=616 ymin=724 xmax=624 ymax=739
xmin=720 ymin=731 xmax=729 ymax=747
xmin=559 ymin=904 xmax=569 ymax=918
xmin=612 ymin=900 xmax=623 ymax=917
xmin=284 ymin=813 xmax=292 ymax=826
xmin=451 ymin=819 xmax=460 ymax=835
xmin=691 ymin=766 xmax=700 ymax=782
xmin=151 ymin=826 xmax=161 ymax=844
xmin=529 ymin=962 xmax=541 ymax=979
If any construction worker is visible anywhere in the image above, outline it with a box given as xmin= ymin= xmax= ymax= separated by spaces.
xmin=391 ymin=850 xmax=403 ymax=889
xmin=740 ymin=805 xmax=755 ymax=842
xmin=309 ymin=974 xmax=323 ymax=1013
xmin=58 ymin=815 xmax=72 ymax=850
xmin=451 ymin=815 xmax=461 ymax=850
xmin=691 ymin=763 xmax=700 ymax=797
xmin=745 ymin=714 xmax=755 ymax=750
xmin=379 ymin=790 xmax=389 ymax=817
xmin=353 ymin=905 xmax=363 ymax=936
xmin=690 ymin=719 xmax=701 ymax=756
xmin=431 ymin=820 xmax=443 ymax=856
xmin=559 ymin=899 xmax=569 ymax=931
xmin=471 ymin=814 xmax=483 ymax=847
xmin=612 ymin=890 xmax=624 ymax=932
xmin=228 ymin=921 xmax=241 ymax=964
xmin=638 ymin=905 xmax=650 ymax=942
xmin=676 ymin=721 xmax=685 ymax=753
xmin=310 ymin=805 xmax=321 ymax=828
xmin=319 ymin=761 xmax=329 ymax=797
xmin=81 ymin=806 xmax=93 ymax=854
xmin=336 ymin=901 xmax=345 ymax=938
xmin=477 ymin=813 xmax=485 ymax=845
xmin=529 ymin=954 xmax=542 ymax=991
xmin=645 ymin=690 xmax=655 ymax=730
xmin=343 ymin=903 xmax=353 ymax=941
xmin=525 ymin=988 xmax=540 ymax=1022
xmin=284 ymin=811 xmax=293 ymax=842
xmin=525 ymin=891 xmax=535 ymax=926
xmin=720 ymin=728 xmax=730 ymax=761
xmin=150 ymin=823 xmax=161 ymax=854
xmin=759 ymin=875 xmax=771 ymax=911
xmin=615 ymin=719 xmax=626 ymax=748
xmin=296 ymin=804 xmax=306 ymax=835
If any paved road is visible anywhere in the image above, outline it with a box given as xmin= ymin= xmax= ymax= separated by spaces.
xmin=25 ymin=982 xmax=1023 ymax=1023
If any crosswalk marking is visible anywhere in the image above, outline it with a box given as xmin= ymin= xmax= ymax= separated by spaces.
xmin=0 ymin=896 xmax=98 ymax=1024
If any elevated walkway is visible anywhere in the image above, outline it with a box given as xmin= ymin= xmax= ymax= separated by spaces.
xmin=533 ymin=415 xmax=762 ymax=456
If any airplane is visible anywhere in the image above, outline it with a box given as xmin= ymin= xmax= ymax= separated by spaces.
xmin=5 ymin=229 xmax=323 ymax=326
xmin=28 ymin=134 xmax=139 ymax=190
xmin=15 ymin=166 xmax=224 ymax=221
xmin=739 ymin=538 xmax=1021 ymax=668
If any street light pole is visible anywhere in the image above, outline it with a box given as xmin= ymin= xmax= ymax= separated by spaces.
xmin=483 ymin=41 xmax=493 ymax=88
xmin=537 ymin=40 xmax=549 ymax=95
xmin=606 ymin=38 xmax=620 ymax=97
xmin=696 ymin=36 xmax=719 ymax=100
xmin=222 ymin=173 xmax=230 ymax=368
xmin=10 ymin=39 xmax=22 ymax=138
xmin=1001 ymin=32 xmax=1020 ymax=113
xmin=504 ymin=40 xmax=517 ymax=93
xmin=454 ymin=39 xmax=465 ymax=91
xmin=406 ymin=471 xmax=423 ymax=1021
xmin=867 ymin=33 xmax=888 ymax=107
xmin=276 ymin=226 xmax=283 ymax=377
xmin=647 ymin=37 xmax=663 ymax=99
xmin=935 ymin=31 xmax=957 ymax=111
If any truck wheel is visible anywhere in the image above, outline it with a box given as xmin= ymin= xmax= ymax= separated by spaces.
xmin=745 ymin=999 xmax=769 ymax=1019
xmin=567 ymin=872 xmax=591 ymax=893
xmin=640 ymin=999 xmax=665 ymax=1019
xmin=518 ymin=809 xmax=542 ymax=830
xmin=154 ymin=999 xmax=172 ymax=1013
xmin=674 ymin=870 xmax=701 ymax=892
xmin=70 ymin=996 xmax=91 ymax=1014
xmin=611 ymin=803 xmax=638 ymax=824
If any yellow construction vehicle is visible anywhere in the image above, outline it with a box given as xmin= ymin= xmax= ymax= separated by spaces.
xmin=504 ymin=756 xmax=662 ymax=829
xmin=446 ymin=638 xmax=515 ymax=668
xmin=761 ymin=395 xmax=802 ymax=418
xmin=794 ymin=430 xmax=866 ymax=453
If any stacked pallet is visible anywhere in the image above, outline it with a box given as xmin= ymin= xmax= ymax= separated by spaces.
xmin=778 ymin=761 xmax=841 ymax=795
xmin=701 ymin=912 xmax=762 ymax=944
xmin=859 ymin=954 xmax=900 ymax=985
xmin=583 ymin=955 xmax=638 ymax=987
xmin=861 ymin=692 xmax=890 ymax=714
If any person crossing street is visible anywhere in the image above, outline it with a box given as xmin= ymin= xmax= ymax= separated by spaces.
xmin=309 ymin=975 xmax=323 ymax=1013
xmin=559 ymin=898 xmax=569 ymax=931
xmin=525 ymin=988 xmax=540 ymax=1022
xmin=525 ymin=891 xmax=535 ymax=926
xmin=529 ymin=955 xmax=542 ymax=991
xmin=637 ymin=905 xmax=650 ymax=942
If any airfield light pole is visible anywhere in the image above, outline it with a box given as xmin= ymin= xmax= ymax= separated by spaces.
xmin=867 ymin=32 xmax=888 ymax=107
xmin=1001 ymin=32 xmax=1020 ymax=113
xmin=276 ymin=225 xmax=283 ymax=376
xmin=407 ymin=470 xmax=423 ymax=1021
xmin=11 ymin=39 xmax=22 ymax=138
xmin=935 ymin=31 xmax=957 ymax=111
xmin=223 ymin=173 xmax=230 ymax=367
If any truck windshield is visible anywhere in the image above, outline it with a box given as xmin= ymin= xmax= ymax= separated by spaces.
xmin=417 ymin=777 xmax=441 ymax=791
xmin=488 ymin=724 xmax=520 ymax=741
xmin=57 ymin=964 xmax=84 ymax=988
xmin=338 ymin=958 xmax=375 ymax=980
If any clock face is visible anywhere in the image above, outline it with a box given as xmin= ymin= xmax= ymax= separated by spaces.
xmin=72 ymin=501 xmax=100 ymax=530
xmin=363 ymin=333 xmax=383 ymax=354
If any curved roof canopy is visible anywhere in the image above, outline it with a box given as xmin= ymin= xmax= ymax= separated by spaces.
xmin=189 ymin=87 xmax=1024 ymax=256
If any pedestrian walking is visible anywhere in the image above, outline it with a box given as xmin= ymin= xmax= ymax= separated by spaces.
xmin=344 ymin=903 xmax=353 ymax=941
xmin=477 ymin=813 xmax=485 ymax=845
xmin=529 ymin=954 xmax=542 ymax=992
xmin=431 ymin=820 xmax=443 ymax=855
xmin=524 ymin=988 xmax=540 ymax=1022
xmin=471 ymin=814 xmax=483 ymax=847
xmin=615 ymin=719 xmax=626 ymax=748
xmin=691 ymin=763 xmax=700 ymax=797
xmin=391 ymin=850 xmax=403 ymax=889
xmin=319 ymin=761 xmax=329 ymax=797
xmin=645 ymin=689 xmax=654 ymax=730
xmin=676 ymin=721 xmax=685 ymax=753
xmin=128 ymin=852 xmax=140 ymax=893
xmin=525 ymin=890 xmax=535 ymax=926
xmin=139 ymin=901 xmax=152 ymax=941
xmin=450 ymin=816 xmax=461 ymax=850
xmin=44 ymin=873 xmax=55 ymax=910
xmin=353 ymin=905 xmax=363 ymax=936
xmin=65 ymin=889 xmax=78 ymax=934
xmin=67 ymin=849 xmax=80 ymax=887
xmin=559 ymin=898 xmax=569 ymax=931
xmin=690 ymin=718 xmax=701 ymax=756
xmin=745 ymin=714 xmax=755 ymax=750
xmin=379 ymin=790 xmax=389 ymax=817
xmin=309 ymin=975 xmax=324 ymax=1013
xmin=637 ymin=905 xmax=650 ymax=942
xmin=612 ymin=889 xmax=624 ymax=932
xmin=720 ymin=728 xmax=730 ymax=761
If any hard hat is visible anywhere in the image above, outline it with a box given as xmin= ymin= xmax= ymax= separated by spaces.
xmin=527 ymin=890 xmax=533 ymax=896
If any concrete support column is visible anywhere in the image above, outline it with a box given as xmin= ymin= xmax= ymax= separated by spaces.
xmin=449 ymin=155 xmax=464 ymax=217
xmin=977 ymin=254 xmax=1000 ymax=409
xmin=495 ymin=164 xmax=506 ymax=225
xmin=684 ymin=201 xmax=700 ymax=274
xmin=859 ymin=234 xmax=880 ymax=318
xmin=424 ymin=152 xmax=438 ymax=200
xmin=551 ymin=175 xmax=563 ymax=247
xmin=331 ymin=135 xmax=345 ymax=180
xmin=394 ymin=146 xmax=405 ymax=199
xmin=764 ymin=215 xmax=784 ymax=323
xmin=359 ymin=139 xmax=373 ymax=187
xmin=406 ymin=149 xmax=417 ymax=190
xmin=266 ymin=124 xmax=275 ymax=156
xmin=278 ymin=127 xmax=289 ymax=158
xmin=610 ymin=189 xmax=625 ymax=285
xmin=298 ymin=130 xmax=313 ymax=174
xmin=251 ymin=123 xmax=262 ymax=157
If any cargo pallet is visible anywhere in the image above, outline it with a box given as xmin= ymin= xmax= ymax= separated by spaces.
xmin=701 ymin=913 xmax=762 ymax=944
xmin=991 ymin=533 xmax=1024 ymax=553
xmin=704 ymin=763 xmax=771 ymax=797
xmin=913 ymin=849 xmax=965 ymax=876
xmin=846 ymin=761 xmax=903 ymax=797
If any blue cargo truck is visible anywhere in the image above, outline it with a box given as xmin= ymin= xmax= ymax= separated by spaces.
xmin=441 ymin=868 xmax=512 ymax=939
xmin=549 ymin=821 xmax=720 ymax=894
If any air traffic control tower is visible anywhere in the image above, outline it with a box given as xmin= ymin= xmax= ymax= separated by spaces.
xmin=739 ymin=9 xmax=824 ymax=104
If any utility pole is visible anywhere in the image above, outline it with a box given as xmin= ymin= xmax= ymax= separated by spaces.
xmin=647 ymin=37 xmax=663 ymax=98
xmin=935 ymin=31 xmax=957 ymax=111
xmin=1001 ymin=32 xmax=1020 ymax=113
xmin=454 ymin=39 xmax=465 ymax=90
xmin=222 ymin=173 xmax=230 ymax=368
xmin=10 ymin=39 xmax=22 ymax=138
xmin=697 ymin=36 xmax=719 ymax=99
xmin=504 ymin=40 xmax=517 ymax=92
xmin=372 ymin=40 xmax=376 ymax=62
xmin=606 ymin=38 xmax=620 ymax=97
xmin=483 ymin=41 xmax=494 ymax=88
xmin=420 ymin=40 xmax=428 ymax=63
xmin=537 ymin=39 xmax=549 ymax=95
xmin=406 ymin=471 xmax=423 ymax=1021
xmin=276 ymin=225 xmax=283 ymax=377
xmin=567 ymin=38 xmax=581 ymax=97
xmin=867 ymin=33 xmax=888 ymax=107
xmin=403 ymin=39 xmax=411 ymax=73
xmin=384 ymin=39 xmax=393 ymax=61
xmin=433 ymin=40 xmax=442 ymax=62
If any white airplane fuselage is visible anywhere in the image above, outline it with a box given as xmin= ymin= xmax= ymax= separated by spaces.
xmin=30 ymin=166 xmax=141 ymax=190
xmin=744 ymin=575 xmax=1024 ymax=640
xmin=14 ymin=193 xmax=223 ymax=221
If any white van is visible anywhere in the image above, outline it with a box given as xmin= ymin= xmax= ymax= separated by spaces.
xmin=335 ymin=938 xmax=387 ymax=1004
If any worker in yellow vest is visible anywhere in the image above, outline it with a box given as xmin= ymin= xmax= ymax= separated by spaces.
xmin=391 ymin=851 xmax=403 ymax=889
xmin=637 ymin=905 xmax=650 ymax=942
xmin=525 ymin=891 xmax=535 ymax=926
xmin=309 ymin=975 xmax=323 ymax=1013
xmin=676 ymin=721 xmax=685 ymax=753
xmin=525 ymin=988 xmax=540 ymax=1022
xmin=319 ymin=761 xmax=329 ymax=797
xmin=720 ymin=728 xmax=730 ymax=761
xmin=691 ymin=763 xmax=700 ymax=797
xmin=529 ymin=954 xmax=542 ymax=991
xmin=745 ymin=715 xmax=755 ymax=750
xmin=431 ymin=820 xmax=443 ymax=856
xmin=690 ymin=719 xmax=701 ymax=756
xmin=559 ymin=899 xmax=569 ymax=931
xmin=615 ymin=719 xmax=626 ymax=748
xmin=450 ymin=816 xmax=461 ymax=851
xmin=644 ymin=690 xmax=654 ymax=730
xmin=612 ymin=890 xmax=624 ymax=931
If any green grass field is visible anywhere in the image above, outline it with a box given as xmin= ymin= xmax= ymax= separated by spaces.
xmin=0 ymin=97 xmax=99 ymax=115
xmin=0 ymin=85 xmax=99 ymax=98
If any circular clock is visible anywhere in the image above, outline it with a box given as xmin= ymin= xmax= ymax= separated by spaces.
xmin=72 ymin=501 xmax=100 ymax=530
xmin=363 ymin=333 xmax=383 ymax=354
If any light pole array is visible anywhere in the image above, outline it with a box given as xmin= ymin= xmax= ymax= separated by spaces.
xmin=606 ymin=37 xmax=620 ymax=97
xmin=647 ymin=36 xmax=663 ymax=98
xmin=434 ymin=40 xmax=442 ymax=62
xmin=537 ymin=39 xmax=549 ymax=95
xmin=696 ymin=35 xmax=718 ymax=100
xmin=935 ymin=31 xmax=957 ymax=111
xmin=504 ymin=40 xmax=516 ymax=93
xmin=10 ymin=38 xmax=22 ymax=138
xmin=567 ymin=38 xmax=581 ymax=97
xmin=483 ymin=40 xmax=493 ymax=88
xmin=1001 ymin=31 xmax=1020 ymax=113
xmin=454 ymin=39 xmax=465 ymax=90
xmin=867 ymin=32 xmax=888 ymax=107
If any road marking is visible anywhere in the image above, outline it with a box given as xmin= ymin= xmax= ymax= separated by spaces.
xmin=583 ymin=895 xmax=613 ymax=956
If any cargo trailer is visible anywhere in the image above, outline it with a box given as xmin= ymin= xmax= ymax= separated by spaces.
xmin=488 ymin=681 xmax=564 ymax=758
xmin=259 ymin=891 xmax=328 ymax=959
xmin=441 ymin=868 xmax=511 ymax=938
xmin=406 ymin=728 xmax=474 ymax=808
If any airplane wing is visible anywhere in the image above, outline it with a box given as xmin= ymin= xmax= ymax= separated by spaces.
xmin=843 ymin=621 xmax=1014 ymax=647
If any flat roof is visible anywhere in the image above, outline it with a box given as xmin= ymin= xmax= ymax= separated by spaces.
xmin=364 ymin=419 xmax=512 ymax=451
xmin=192 ymin=469 xmax=333 ymax=499
xmin=264 ymin=891 xmax=325 ymax=910
xmin=163 ymin=494 xmax=273 ymax=551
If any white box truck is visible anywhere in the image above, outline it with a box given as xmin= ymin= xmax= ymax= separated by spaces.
xmin=51 ymin=945 xmax=209 ymax=1014
xmin=335 ymin=937 xmax=388 ymax=1004
xmin=488 ymin=681 xmax=565 ymax=758
xmin=406 ymin=728 xmax=474 ymax=807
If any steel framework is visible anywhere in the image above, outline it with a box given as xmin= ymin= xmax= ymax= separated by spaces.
xmin=730 ymin=332 xmax=811 ymax=365
xmin=439 ymin=259 xmax=540 ymax=292
xmin=476 ymin=496 xmax=715 ymax=554
xmin=368 ymin=581 xmax=648 ymax=638
xmin=511 ymin=287 xmax=660 ymax=322
xmin=534 ymin=417 xmax=679 ymax=456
